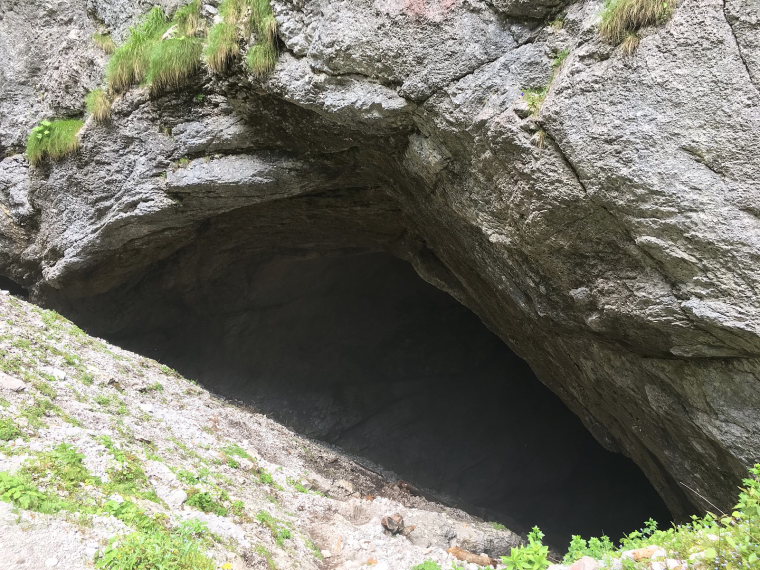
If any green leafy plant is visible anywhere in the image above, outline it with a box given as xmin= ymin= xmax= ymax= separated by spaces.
xmin=0 ymin=418 xmax=21 ymax=441
xmin=95 ymin=522 xmax=215 ymax=570
xmin=522 ymin=88 xmax=548 ymax=116
xmin=599 ymin=0 xmax=676 ymax=45
xmin=26 ymin=119 xmax=85 ymax=165
xmin=256 ymin=510 xmax=292 ymax=546
xmin=411 ymin=562 xmax=442 ymax=570
xmin=0 ymin=471 xmax=63 ymax=513
xmin=85 ymin=89 xmax=112 ymax=123
xmin=186 ymin=489 xmax=228 ymax=516
xmin=502 ymin=526 xmax=550 ymax=570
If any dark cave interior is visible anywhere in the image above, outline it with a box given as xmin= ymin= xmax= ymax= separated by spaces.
xmin=96 ymin=250 xmax=671 ymax=547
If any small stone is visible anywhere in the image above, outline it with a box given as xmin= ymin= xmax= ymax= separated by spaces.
xmin=623 ymin=546 xmax=660 ymax=562
xmin=0 ymin=371 xmax=26 ymax=392
xmin=570 ymin=556 xmax=600 ymax=570
xmin=548 ymin=564 xmax=569 ymax=570
xmin=45 ymin=557 xmax=58 ymax=567
xmin=320 ymin=550 xmax=332 ymax=559
xmin=335 ymin=479 xmax=354 ymax=494
xmin=40 ymin=366 xmax=66 ymax=380
xmin=166 ymin=488 xmax=188 ymax=508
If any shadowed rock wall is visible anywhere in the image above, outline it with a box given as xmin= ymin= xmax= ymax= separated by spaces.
xmin=106 ymin=250 xmax=670 ymax=544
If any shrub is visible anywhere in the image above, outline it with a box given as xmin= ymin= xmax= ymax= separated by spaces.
xmin=93 ymin=33 xmax=116 ymax=54
xmin=599 ymin=0 xmax=676 ymax=45
xmin=147 ymin=37 xmax=204 ymax=95
xmin=85 ymin=89 xmax=112 ymax=123
xmin=26 ymin=119 xmax=85 ymax=165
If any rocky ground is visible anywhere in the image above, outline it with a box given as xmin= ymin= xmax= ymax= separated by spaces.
xmin=0 ymin=289 xmax=523 ymax=570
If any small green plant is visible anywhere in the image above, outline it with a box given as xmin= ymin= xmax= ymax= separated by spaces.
xmin=255 ymin=545 xmax=278 ymax=570
xmin=85 ymin=89 xmax=112 ymax=123
xmin=93 ymin=33 xmax=117 ymax=54
xmin=552 ymin=48 xmax=570 ymax=70
xmin=522 ymin=88 xmax=548 ymax=116
xmin=256 ymin=510 xmax=292 ymax=546
xmin=222 ymin=443 xmax=252 ymax=460
xmin=491 ymin=521 xmax=508 ymax=531
xmin=599 ymin=0 xmax=676 ymax=45
xmin=95 ymin=522 xmax=215 ymax=570
xmin=502 ymin=526 xmax=550 ymax=570
xmin=186 ymin=489 xmax=228 ymax=516
xmin=411 ymin=562 xmax=442 ymax=570
xmin=0 ymin=471 xmax=63 ymax=513
xmin=0 ymin=418 xmax=21 ymax=441
xmin=563 ymin=534 xmax=615 ymax=563
xmin=26 ymin=119 xmax=85 ymax=165
xmin=144 ymin=382 xmax=164 ymax=392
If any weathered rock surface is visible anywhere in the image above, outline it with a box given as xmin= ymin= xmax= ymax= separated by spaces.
xmin=1 ymin=0 xmax=759 ymax=525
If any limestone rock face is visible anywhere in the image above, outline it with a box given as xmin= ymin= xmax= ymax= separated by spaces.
xmin=1 ymin=0 xmax=760 ymax=520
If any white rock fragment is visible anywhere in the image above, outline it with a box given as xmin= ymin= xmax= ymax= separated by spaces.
xmin=0 ymin=371 xmax=26 ymax=392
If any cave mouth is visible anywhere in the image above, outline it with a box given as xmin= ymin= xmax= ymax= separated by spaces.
xmin=96 ymin=249 xmax=671 ymax=547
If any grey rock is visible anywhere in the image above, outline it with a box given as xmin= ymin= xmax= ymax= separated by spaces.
xmin=0 ymin=0 xmax=759 ymax=524
xmin=0 ymin=372 xmax=26 ymax=392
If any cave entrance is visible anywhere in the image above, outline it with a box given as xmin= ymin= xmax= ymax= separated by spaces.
xmin=104 ymin=250 xmax=669 ymax=546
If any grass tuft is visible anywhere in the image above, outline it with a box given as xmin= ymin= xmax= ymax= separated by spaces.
xmin=173 ymin=0 xmax=204 ymax=37
xmin=247 ymin=41 xmax=277 ymax=77
xmin=621 ymin=32 xmax=641 ymax=55
xmin=204 ymin=22 xmax=240 ymax=73
xmin=247 ymin=0 xmax=278 ymax=76
xmin=26 ymin=119 xmax=85 ymax=166
xmin=85 ymin=89 xmax=112 ymax=123
xmin=599 ymin=0 xmax=676 ymax=45
xmin=93 ymin=33 xmax=116 ymax=54
xmin=106 ymin=6 xmax=170 ymax=92
xmin=146 ymin=37 xmax=204 ymax=95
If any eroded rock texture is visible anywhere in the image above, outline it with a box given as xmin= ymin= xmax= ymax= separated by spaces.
xmin=1 ymin=0 xmax=759 ymax=520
